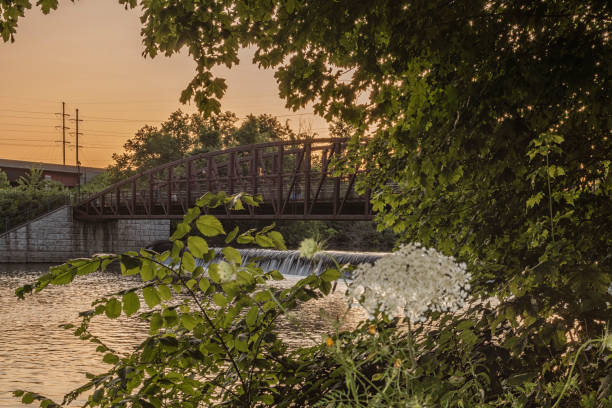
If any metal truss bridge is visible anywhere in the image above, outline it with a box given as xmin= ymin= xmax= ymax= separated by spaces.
xmin=74 ymin=138 xmax=373 ymax=221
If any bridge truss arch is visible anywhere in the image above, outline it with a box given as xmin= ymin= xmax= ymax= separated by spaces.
xmin=74 ymin=138 xmax=372 ymax=221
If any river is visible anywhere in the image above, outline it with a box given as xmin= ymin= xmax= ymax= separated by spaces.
xmin=0 ymin=253 xmax=378 ymax=407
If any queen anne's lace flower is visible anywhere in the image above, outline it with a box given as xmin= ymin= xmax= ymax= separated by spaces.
xmin=298 ymin=238 xmax=324 ymax=259
xmin=347 ymin=243 xmax=471 ymax=322
xmin=217 ymin=261 xmax=236 ymax=282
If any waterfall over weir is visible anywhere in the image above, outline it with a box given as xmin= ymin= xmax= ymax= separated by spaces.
xmin=201 ymin=248 xmax=388 ymax=277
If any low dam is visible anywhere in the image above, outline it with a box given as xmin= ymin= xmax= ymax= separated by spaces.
xmin=202 ymin=248 xmax=384 ymax=276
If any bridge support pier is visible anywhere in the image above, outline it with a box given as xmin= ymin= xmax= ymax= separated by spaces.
xmin=0 ymin=206 xmax=170 ymax=263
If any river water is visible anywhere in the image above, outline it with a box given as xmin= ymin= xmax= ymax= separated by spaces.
xmin=0 ymin=256 xmax=375 ymax=407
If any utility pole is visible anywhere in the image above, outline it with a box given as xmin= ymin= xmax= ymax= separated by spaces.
xmin=73 ymin=108 xmax=83 ymax=198
xmin=55 ymin=102 xmax=70 ymax=165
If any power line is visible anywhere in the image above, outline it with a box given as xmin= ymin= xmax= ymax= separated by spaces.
xmin=0 ymin=122 xmax=61 ymax=128
xmin=0 ymin=115 xmax=58 ymax=121
xmin=0 ymin=128 xmax=58 ymax=133
xmin=0 ymin=108 xmax=319 ymax=122
xmin=0 ymin=138 xmax=58 ymax=143
xmin=0 ymin=108 xmax=56 ymax=115
xmin=0 ymin=96 xmax=59 ymax=103
xmin=1 ymin=141 xmax=119 ymax=149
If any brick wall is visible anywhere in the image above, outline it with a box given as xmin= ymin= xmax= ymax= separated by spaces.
xmin=0 ymin=206 xmax=170 ymax=263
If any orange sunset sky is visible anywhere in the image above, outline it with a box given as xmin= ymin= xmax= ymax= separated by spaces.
xmin=0 ymin=1 xmax=329 ymax=168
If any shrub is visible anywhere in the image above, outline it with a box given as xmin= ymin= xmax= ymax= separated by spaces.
xmin=13 ymin=192 xmax=611 ymax=407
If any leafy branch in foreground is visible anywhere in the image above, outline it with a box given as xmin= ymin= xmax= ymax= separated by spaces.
xmin=13 ymin=191 xmax=611 ymax=407
xmin=13 ymin=192 xmax=339 ymax=408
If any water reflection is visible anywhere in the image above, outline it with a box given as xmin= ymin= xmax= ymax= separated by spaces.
xmin=0 ymin=264 xmax=364 ymax=407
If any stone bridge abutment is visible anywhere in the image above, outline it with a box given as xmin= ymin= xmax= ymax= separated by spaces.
xmin=0 ymin=206 xmax=170 ymax=263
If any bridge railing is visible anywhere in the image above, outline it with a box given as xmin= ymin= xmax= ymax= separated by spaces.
xmin=74 ymin=138 xmax=372 ymax=220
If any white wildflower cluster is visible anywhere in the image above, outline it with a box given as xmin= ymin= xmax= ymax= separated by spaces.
xmin=347 ymin=243 xmax=471 ymax=322
xmin=298 ymin=238 xmax=324 ymax=260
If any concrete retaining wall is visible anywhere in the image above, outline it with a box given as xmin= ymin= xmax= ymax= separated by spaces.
xmin=0 ymin=206 xmax=170 ymax=263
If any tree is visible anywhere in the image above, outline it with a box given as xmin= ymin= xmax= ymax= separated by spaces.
xmin=108 ymin=110 xmax=299 ymax=180
xmin=191 ymin=111 xmax=238 ymax=154
xmin=0 ymin=169 xmax=10 ymax=189
xmin=109 ymin=110 xmax=197 ymax=179
xmin=16 ymin=167 xmax=63 ymax=191
xmin=224 ymin=114 xmax=295 ymax=147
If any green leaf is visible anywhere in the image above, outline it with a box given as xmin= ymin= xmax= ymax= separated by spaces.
xmin=103 ymin=353 xmax=119 ymax=365
xmin=187 ymin=236 xmax=209 ymax=258
xmin=150 ymin=313 xmax=163 ymax=331
xmin=267 ymin=231 xmax=287 ymax=250
xmin=213 ymin=293 xmax=228 ymax=308
xmin=253 ymin=290 xmax=271 ymax=302
xmin=225 ymin=226 xmax=239 ymax=243
xmin=170 ymin=240 xmax=184 ymax=259
xmin=320 ymin=268 xmax=341 ymax=282
xmin=186 ymin=278 xmax=197 ymax=289
xmin=140 ymin=261 xmax=155 ymax=281
xmin=230 ymin=196 xmax=244 ymax=210
xmin=223 ymin=247 xmax=242 ymax=264
xmin=38 ymin=0 xmax=59 ymax=14
xmin=371 ymin=373 xmax=384 ymax=381
xmin=122 ymin=292 xmax=140 ymax=316
xmin=100 ymin=258 xmax=115 ymax=272
xmin=50 ymin=269 xmax=76 ymax=285
xmin=76 ymin=260 xmax=100 ymax=276
xmin=285 ymin=0 xmax=296 ymax=14
xmin=460 ymin=329 xmax=478 ymax=346
xmin=255 ymin=234 xmax=274 ymax=247
xmin=105 ymin=298 xmax=122 ymax=319
xmin=158 ymin=284 xmax=172 ymax=301
xmin=143 ymin=286 xmax=161 ymax=308
xmin=181 ymin=314 xmax=198 ymax=331
xmin=235 ymin=337 xmax=248 ymax=352
xmin=183 ymin=206 xmax=201 ymax=223
xmin=236 ymin=234 xmax=254 ymax=244
xmin=208 ymin=264 xmax=221 ymax=283
xmin=256 ymin=394 xmax=274 ymax=405
xmin=246 ymin=306 xmax=258 ymax=327
xmin=120 ymin=254 xmax=141 ymax=272
xmin=21 ymin=392 xmax=35 ymax=404
xmin=242 ymin=194 xmax=261 ymax=206
xmin=455 ymin=319 xmax=474 ymax=331
xmin=526 ymin=192 xmax=544 ymax=209
xmin=182 ymin=251 xmax=196 ymax=272
xmin=169 ymin=221 xmax=191 ymax=241
xmin=196 ymin=215 xmax=225 ymax=237
xmin=320 ymin=280 xmax=332 ymax=295
xmin=198 ymin=277 xmax=210 ymax=292
xmin=506 ymin=372 xmax=538 ymax=386
xmin=236 ymin=270 xmax=255 ymax=285
xmin=40 ymin=399 xmax=56 ymax=408
xmin=192 ymin=265 xmax=204 ymax=279
xmin=269 ymin=270 xmax=284 ymax=280
xmin=92 ymin=388 xmax=104 ymax=403
xmin=200 ymin=342 xmax=224 ymax=355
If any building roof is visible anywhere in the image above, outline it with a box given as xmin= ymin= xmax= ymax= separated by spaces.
xmin=0 ymin=158 xmax=105 ymax=176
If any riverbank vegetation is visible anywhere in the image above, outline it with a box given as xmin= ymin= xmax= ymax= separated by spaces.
xmin=13 ymin=193 xmax=612 ymax=407
xmin=0 ymin=168 xmax=71 ymax=234
xmin=4 ymin=0 xmax=611 ymax=406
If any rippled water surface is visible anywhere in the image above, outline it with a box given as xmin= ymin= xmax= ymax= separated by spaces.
xmin=0 ymin=263 xmax=364 ymax=407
